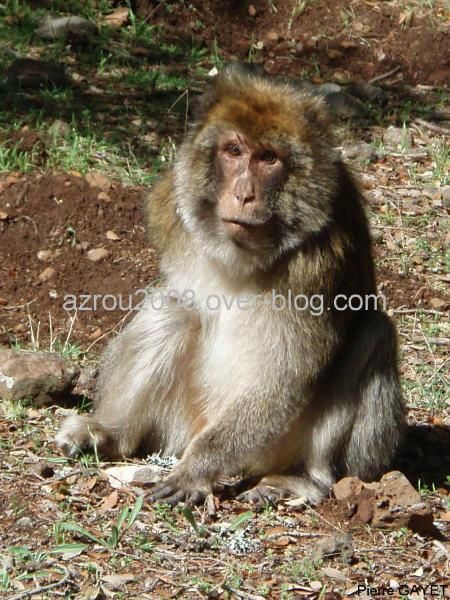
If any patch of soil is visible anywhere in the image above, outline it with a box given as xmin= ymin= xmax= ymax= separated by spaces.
xmin=1 ymin=170 xmax=448 ymax=353
xmin=0 ymin=171 xmax=158 ymax=350
xmin=136 ymin=0 xmax=450 ymax=85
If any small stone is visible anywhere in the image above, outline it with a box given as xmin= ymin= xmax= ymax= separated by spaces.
xmin=382 ymin=126 xmax=413 ymax=150
xmin=264 ymin=30 xmax=280 ymax=44
xmin=333 ymin=476 xmax=364 ymax=500
xmin=327 ymin=49 xmax=343 ymax=60
xmin=0 ymin=211 xmax=8 ymax=220
xmin=342 ymin=142 xmax=378 ymax=163
xmin=73 ymin=364 xmax=98 ymax=396
xmin=106 ymin=230 xmax=120 ymax=241
xmin=15 ymin=517 xmax=34 ymax=530
xmin=85 ymin=172 xmax=112 ymax=191
xmin=80 ymin=241 xmax=90 ymax=251
xmin=37 ymin=250 xmax=53 ymax=262
xmin=312 ymin=533 xmax=353 ymax=563
xmin=88 ymin=328 xmax=102 ymax=341
xmin=104 ymin=7 xmax=129 ymax=29
xmin=48 ymin=119 xmax=71 ymax=139
xmin=441 ymin=186 xmax=450 ymax=209
xmin=97 ymin=191 xmax=111 ymax=202
xmin=38 ymin=267 xmax=56 ymax=282
xmin=429 ymin=297 xmax=446 ymax=309
xmin=248 ymin=3 xmax=257 ymax=16
xmin=316 ymin=82 xmax=342 ymax=95
xmin=6 ymin=58 xmax=67 ymax=88
xmin=87 ymin=248 xmax=109 ymax=262
xmin=35 ymin=15 xmax=98 ymax=41
xmin=323 ymin=91 xmax=365 ymax=118
xmin=346 ymin=83 xmax=386 ymax=104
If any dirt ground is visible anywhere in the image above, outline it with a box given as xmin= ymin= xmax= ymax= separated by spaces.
xmin=136 ymin=0 xmax=450 ymax=84
xmin=0 ymin=1 xmax=449 ymax=599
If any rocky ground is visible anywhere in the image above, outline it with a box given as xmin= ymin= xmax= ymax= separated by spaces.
xmin=0 ymin=1 xmax=449 ymax=598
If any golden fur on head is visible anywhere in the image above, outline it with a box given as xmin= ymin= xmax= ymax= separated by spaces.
xmin=198 ymin=66 xmax=331 ymax=144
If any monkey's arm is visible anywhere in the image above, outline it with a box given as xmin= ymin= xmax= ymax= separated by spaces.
xmin=149 ymin=385 xmax=303 ymax=505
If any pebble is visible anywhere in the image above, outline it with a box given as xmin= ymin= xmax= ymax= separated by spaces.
xmin=87 ymin=247 xmax=110 ymax=262
xmin=98 ymin=191 xmax=111 ymax=202
xmin=248 ymin=3 xmax=257 ymax=16
xmin=37 ymin=249 xmax=53 ymax=262
xmin=106 ymin=230 xmax=120 ymax=241
xmin=38 ymin=267 xmax=56 ymax=282
xmin=86 ymin=172 xmax=112 ymax=191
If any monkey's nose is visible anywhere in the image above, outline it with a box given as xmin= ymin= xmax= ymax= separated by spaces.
xmin=235 ymin=192 xmax=256 ymax=205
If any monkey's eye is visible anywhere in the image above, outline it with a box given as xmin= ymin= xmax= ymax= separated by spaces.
xmin=225 ymin=144 xmax=241 ymax=157
xmin=260 ymin=150 xmax=277 ymax=164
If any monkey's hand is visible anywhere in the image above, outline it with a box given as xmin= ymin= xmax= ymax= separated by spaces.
xmin=146 ymin=469 xmax=211 ymax=507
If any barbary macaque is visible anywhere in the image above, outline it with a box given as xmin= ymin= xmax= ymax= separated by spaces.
xmin=56 ymin=65 xmax=405 ymax=505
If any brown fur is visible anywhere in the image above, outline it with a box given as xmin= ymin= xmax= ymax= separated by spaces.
xmin=56 ymin=66 xmax=404 ymax=506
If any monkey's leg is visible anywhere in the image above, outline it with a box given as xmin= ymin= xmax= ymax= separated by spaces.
xmin=56 ymin=296 xmax=200 ymax=458
xmin=261 ymin=310 xmax=405 ymax=502
xmin=339 ymin=310 xmax=405 ymax=480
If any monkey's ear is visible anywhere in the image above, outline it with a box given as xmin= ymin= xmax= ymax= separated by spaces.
xmin=190 ymin=86 xmax=219 ymax=123
xmin=301 ymin=96 xmax=332 ymax=135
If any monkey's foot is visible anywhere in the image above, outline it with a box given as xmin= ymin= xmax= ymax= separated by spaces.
xmin=146 ymin=476 xmax=209 ymax=507
xmin=237 ymin=485 xmax=288 ymax=506
xmin=55 ymin=415 xmax=116 ymax=458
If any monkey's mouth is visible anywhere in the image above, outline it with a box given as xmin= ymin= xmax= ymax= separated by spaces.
xmin=221 ymin=216 xmax=270 ymax=227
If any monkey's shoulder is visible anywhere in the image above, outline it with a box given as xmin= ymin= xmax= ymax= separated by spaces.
xmin=144 ymin=169 xmax=184 ymax=255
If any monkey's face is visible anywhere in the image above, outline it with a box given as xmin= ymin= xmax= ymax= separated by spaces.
xmin=174 ymin=71 xmax=340 ymax=277
xmin=214 ymin=132 xmax=286 ymax=247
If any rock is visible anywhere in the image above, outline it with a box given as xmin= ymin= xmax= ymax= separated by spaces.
xmin=429 ymin=297 xmax=447 ymax=309
xmin=382 ymin=126 xmax=413 ymax=150
xmin=104 ymin=7 xmax=129 ymax=29
xmin=6 ymin=58 xmax=67 ymax=88
xmin=85 ymin=172 xmax=112 ymax=191
xmin=264 ymin=30 xmax=280 ymax=44
xmin=333 ymin=471 xmax=436 ymax=535
xmin=342 ymin=142 xmax=378 ymax=162
xmin=371 ymin=471 xmax=435 ymax=534
xmin=248 ymin=4 xmax=257 ymax=16
xmin=327 ymin=49 xmax=343 ymax=60
xmin=14 ymin=517 xmax=34 ymax=530
xmin=441 ymin=186 xmax=450 ymax=210
xmin=346 ymin=83 xmax=386 ymax=104
xmin=316 ymin=82 xmax=342 ymax=95
xmin=87 ymin=247 xmax=109 ymax=262
xmin=104 ymin=465 xmax=162 ymax=489
xmin=38 ymin=266 xmax=56 ymax=282
xmin=37 ymin=250 xmax=53 ymax=262
xmin=97 ymin=191 xmax=111 ymax=202
xmin=0 ymin=211 xmax=8 ymax=220
xmin=322 ymin=91 xmax=365 ymax=118
xmin=0 ymin=348 xmax=80 ymax=405
xmin=332 ymin=476 xmax=364 ymax=500
xmin=312 ymin=533 xmax=353 ymax=563
xmin=48 ymin=119 xmax=71 ymax=139
xmin=35 ymin=15 xmax=98 ymax=42
xmin=72 ymin=365 xmax=98 ymax=397
xmin=106 ymin=230 xmax=120 ymax=241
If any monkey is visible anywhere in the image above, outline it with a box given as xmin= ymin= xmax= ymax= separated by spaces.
xmin=55 ymin=65 xmax=405 ymax=506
